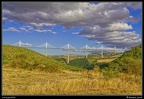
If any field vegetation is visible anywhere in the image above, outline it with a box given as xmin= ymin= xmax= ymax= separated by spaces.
xmin=2 ymin=44 xmax=142 ymax=95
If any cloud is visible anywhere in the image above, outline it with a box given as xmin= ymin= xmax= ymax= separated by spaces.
xmin=72 ymin=32 xmax=79 ymax=35
xmin=3 ymin=27 xmax=21 ymax=32
xmin=2 ymin=2 xmax=141 ymax=27
xmin=19 ymin=27 xmax=29 ymax=32
xmin=2 ymin=17 xmax=8 ymax=23
xmin=34 ymin=29 xmax=56 ymax=34
xmin=2 ymin=2 xmax=142 ymax=48
xmin=96 ymin=41 xmax=103 ymax=44
xmin=24 ymin=26 xmax=33 ymax=30
xmin=53 ymin=4 xmax=131 ymax=27
xmin=78 ymin=20 xmax=141 ymax=48
xmin=19 ymin=26 xmax=33 ymax=32
xmin=35 ymin=29 xmax=52 ymax=33
xmin=30 ymin=23 xmax=55 ymax=29
xmin=107 ymin=22 xmax=132 ymax=31
xmin=51 ymin=32 xmax=57 ymax=34
xmin=22 ymin=43 xmax=32 ymax=46
xmin=80 ymin=28 xmax=141 ymax=48
xmin=126 ymin=2 xmax=142 ymax=9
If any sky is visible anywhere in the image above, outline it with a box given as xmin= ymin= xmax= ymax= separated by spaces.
xmin=2 ymin=2 xmax=142 ymax=55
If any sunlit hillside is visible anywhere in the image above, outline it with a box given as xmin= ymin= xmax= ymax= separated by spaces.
xmin=102 ymin=44 xmax=142 ymax=78
xmin=2 ymin=45 xmax=82 ymax=72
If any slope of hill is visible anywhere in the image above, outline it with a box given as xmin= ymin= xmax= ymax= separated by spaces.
xmin=87 ymin=52 xmax=123 ymax=65
xmin=2 ymin=45 xmax=82 ymax=72
xmin=52 ymin=54 xmax=85 ymax=63
xmin=102 ymin=44 xmax=142 ymax=77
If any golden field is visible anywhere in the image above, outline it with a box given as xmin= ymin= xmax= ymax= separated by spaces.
xmin=2 ymin=66 xmax=142 ymax=95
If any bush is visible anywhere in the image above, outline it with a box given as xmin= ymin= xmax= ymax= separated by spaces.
xmin=69 ymin=58 xmax=94 ymax=70
xmin=123 ymin=58 xmax=142 ymax=75
xmin=102 ymin=63 xmax=121 ymax=79
xmin=54 ymin=58 xmax=67 ymax=64
xmin=95 ymin=62 xmax=108 ymax=69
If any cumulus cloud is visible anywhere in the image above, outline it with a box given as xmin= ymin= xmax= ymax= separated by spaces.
xmin=3 ymin=27 xmax=21 ymax=32
xmin=2 ymin=2 xmax=142 ymax=48
xmin=79 ymin=20 xmax=141 ymax=48
xmin=107 ymin=22 xmax=132 ymax=31
xmin=80 ymin=28 xmax=141 ymax=48
xmin=2 ymin=2 xmax=141 ymax=27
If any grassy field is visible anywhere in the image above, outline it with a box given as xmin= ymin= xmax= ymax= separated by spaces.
xmin=2 ymin=66 xmax=142 ymax=95
xmin=2 ymin=45 xmax=142 ymax=95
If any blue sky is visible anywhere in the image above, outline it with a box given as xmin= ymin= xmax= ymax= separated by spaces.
xmin=2 ymin=2 xmax=142 ymax=55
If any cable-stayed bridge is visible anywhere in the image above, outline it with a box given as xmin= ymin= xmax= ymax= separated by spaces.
xmin=11 ymin=40 xmax=129 ymax=63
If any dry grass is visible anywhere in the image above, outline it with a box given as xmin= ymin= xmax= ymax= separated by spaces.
xmin=97 ymin=58 xmax=116 ymax=63
xmin=2 ymin=66 xmax=142 ymax=95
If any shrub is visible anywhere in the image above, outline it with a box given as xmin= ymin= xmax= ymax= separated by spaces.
xmin=69 ymin=58 xmax=94 ymax=70
xmin=54 ymin=58 xmax=67 ymax=64
xmin=95 ymin=62 xmax=108 ymax=69
xmin=123 ymin=58 xmax=142 ymax=75
xmin=102 ymin=63 xmax=121 ymax=79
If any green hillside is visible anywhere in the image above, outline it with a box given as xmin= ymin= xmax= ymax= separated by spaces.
xmin=2 ymin=45 xmax=82 ymax=72
xmin=102 ymin=44 xmax=142 ymax=77
xmin=87 ymin=52 xmax=101 ymax=64
xmin=69 ymin=58 xmax=94 ymax=70
xmin=52 ymin=54 xmax=85 ymax=63
xmin=87 ymin=52 xmax=123 ymax=64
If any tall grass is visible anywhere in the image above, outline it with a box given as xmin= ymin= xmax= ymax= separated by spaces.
xmin=2 ymin=67 xmax=142 ymax=95
xmin=23 ymin=76 xmax=141 ymax=95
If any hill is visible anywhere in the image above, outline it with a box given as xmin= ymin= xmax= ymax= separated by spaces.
xmin=2 ymin=45 xmax=82 ymax=72
xmin=87 ymin=52 xmax=122 ymax=65
xmin=102 ymin=44 xmax=142 ymax=77
xmin=51 ymin=52 xmax=123 ymax=65
xmin=52 ymin=54 xmax=85 ymax=64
